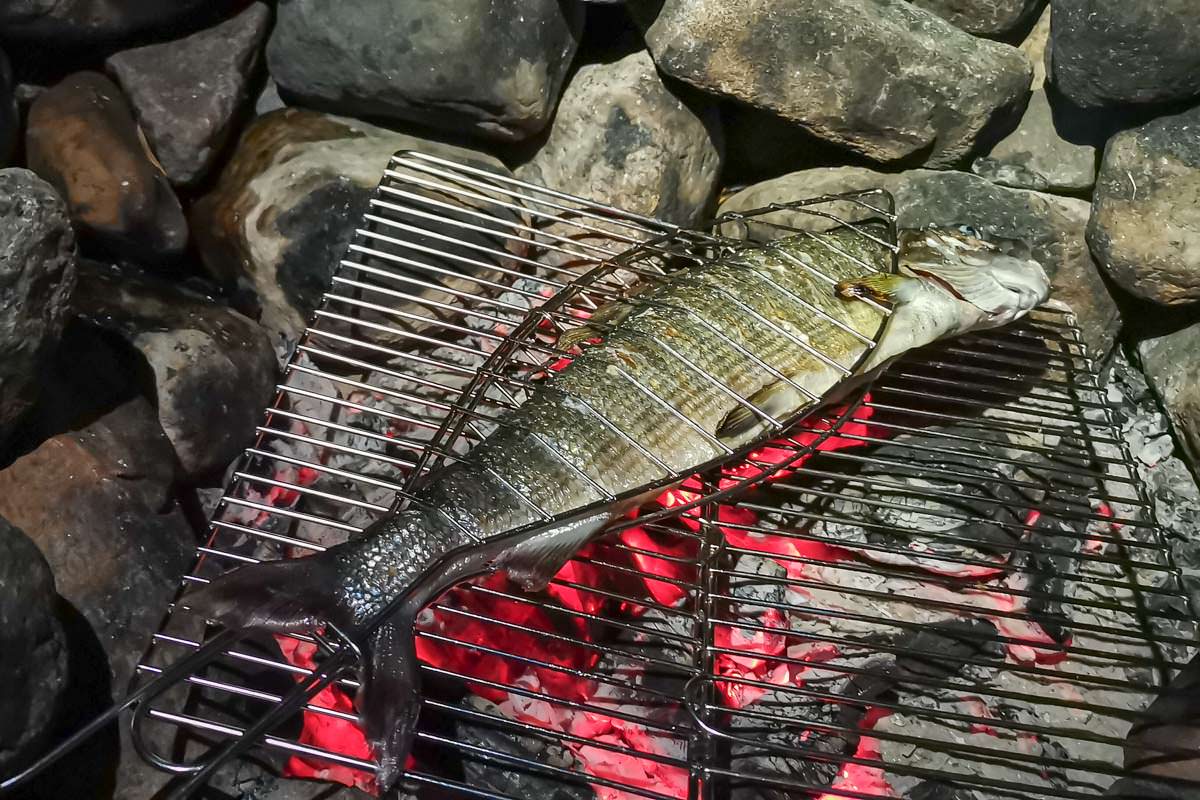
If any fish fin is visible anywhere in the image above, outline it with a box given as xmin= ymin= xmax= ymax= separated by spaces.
xmin=557 ymin=300 xmax=635 ymax=350
xmin=185 ymin=553 xmax=349 ymax=633
xmin=495 ymin=511 xmax=613 ymax=591
xmin=361 ymin=612 xmax=423 ymax=792
xmin=834 ymin=273 xmax=909 ymax=304
xmin=717 ymin=381 xmax=796 ymax=441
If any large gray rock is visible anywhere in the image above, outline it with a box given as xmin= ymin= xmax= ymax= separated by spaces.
xmin=1049 ymin=0 xmax=1200 ymax=108
xmin=720 ymin=167 xmax=1119 ymax=357
xmin=0 ymin=516 xmax=67 ymax=775
xmin=0 ymin=397 xmax=193 ymax=697
xmin=516 ymin=50 xmax=722 ymax=226
xmin=908 ymin=0 xmax=1043 ymax=37
xmin=1087 ymin=105 xmax=1200 ymax=306
xmin=105 ymin=3 xmax=271 ymax=187
xmin=0 ymin=169 xmax=77 ymax=444
xmin=267 ymin=0 xmax=583 ymax=142
xmin=192 ymin=108 xmax=517 ymax=349
xmin=1138 ymin=324 xmax=1200 ymax=472
xmin=632 ymin=0 xmax=1032 ymax=167
xmin=971 ymin=88 xmax=1095 ymax=192
xmin=0 ymin=0 xmax=223 ymax=43
xmin=74 ymin=263 xmax=278 ymax=481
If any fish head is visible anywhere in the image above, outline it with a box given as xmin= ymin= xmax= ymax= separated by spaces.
xmin=897 ymin=227 xmax=1050 ymax=327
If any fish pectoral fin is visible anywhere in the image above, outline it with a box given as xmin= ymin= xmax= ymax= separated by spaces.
xmin=834 ymin=273 xmax=907 ymax=304
xmin=557 ymin=300 xmax=635 ymax=350
xmin=717 ymin=381 xmax=796 ymax=441
xmin=495 ymin=511 xmax=613 ymax=591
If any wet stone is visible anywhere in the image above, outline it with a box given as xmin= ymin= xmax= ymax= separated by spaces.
xmin=907 ymin=0 xmax=1042 ymax=37
xmin=1049 ymin=0 xmax=1200 ymax=109
xmin=25 ymin=71 xmax=188 ymax=262
xmin=72 ymin=261 xmax=279 ymax=482
xmin=105 ymin=3 xmax=271 ymax=187
xmin=192 ymin=108 xmax=517 ymax=351
xmin=0 ymin=515 xmax=68 ymax=776
xmin=266 ymin=0 xmax=583 ymax=141
xmin=632 ymin=0 xmax=1032 ymax=167
xmin=516 ymin=49 xmax=722 ymax=226
xmin=1137 ymin=322 xmax=1200 ymax=474
xmin=971 ymin=89 xmax=1096 ymax=193
xmin=0 ymin=0 xmax=225 ymax=44
xmin=1087 ymin=104 xmax=1200 ymax=306
xmin=0 ymin=168 xmax=77 ymax=446
xmin=0 ymin=48 xmax=16 ymax=165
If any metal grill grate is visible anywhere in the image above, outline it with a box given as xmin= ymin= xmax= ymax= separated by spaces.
xmin=134 ymin=152 xmax=1199 ymax=800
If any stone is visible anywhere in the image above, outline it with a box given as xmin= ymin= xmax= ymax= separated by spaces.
xmin=0 ymin=0 xmax=223 ymax=44
xmin=192 ymin=108 xmax=515 ymax=348
xmin=1138 ymin=323 xmax=1200 ymax=472
xmin=0 ymin=396 xmax=193 ymax=697
xmin=0 ymin=48 xmax=15 ymax=165
xmin=105 ymin=3 xmax=271 ymax=187
xmin=0 ymin=169 xmax=77 ymax=445
xmin=0 ymin=516 xmax=68 ymax=775
xmin=1087 ymin=105 xmax=1200 ymax=306
xmin=719 ymin=167 xmax=1120 ymax=357
xmin=267 ymin=0 xmax=583 ymax=142
xmin=631 ymin=0 xmax=1032 ymax=167
xmin=1021 ymin=4 xmax=1052 ymax=90
xmin=971 ymin=88 xmax=1095 ymax=192
xmin=73 ymin=261 xmax=278 ymax=481
xmin=515 ymin=50 xmax=722 ymax=226
xmin=907 ymin=0 xmax=1043 ymax=37
xmin=1049 ymin=0 xmax=1200 ymax=109
xmin=25 ymin=72 xmax=188 ymax=262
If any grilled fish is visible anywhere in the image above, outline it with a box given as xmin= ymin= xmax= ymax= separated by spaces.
xmin=191 ymin=226 xmax=1050 ymax=789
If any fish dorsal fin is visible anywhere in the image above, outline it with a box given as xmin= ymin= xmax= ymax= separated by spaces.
xmin=495 ymin=510 xmax=613 ymax=591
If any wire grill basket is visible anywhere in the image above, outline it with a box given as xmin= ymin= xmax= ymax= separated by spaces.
xmin=132 ymin=152 xmax=1198 ymax=800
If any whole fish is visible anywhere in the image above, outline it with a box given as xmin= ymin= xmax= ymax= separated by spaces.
xmin=191 ymin=225 xmax=1050 ymax=789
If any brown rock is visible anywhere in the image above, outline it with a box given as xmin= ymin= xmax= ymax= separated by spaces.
xmin=25 ymin=71 xmax=188 ymax=262
xmin=0 ymin=397 xmax=193 ymax=695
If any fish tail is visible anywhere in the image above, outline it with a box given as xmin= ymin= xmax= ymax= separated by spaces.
xmin=187 ymin=531 xmax=478 ymax=793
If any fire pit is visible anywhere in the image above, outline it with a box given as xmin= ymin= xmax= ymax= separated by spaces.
xmin=131 ymin=153 xmax=1197 ymax=800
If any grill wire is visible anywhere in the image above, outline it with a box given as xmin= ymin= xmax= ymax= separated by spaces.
xmin=134 ymin=151 xmax=1200 ymax=800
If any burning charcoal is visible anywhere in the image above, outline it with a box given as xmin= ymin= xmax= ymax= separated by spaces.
xmin=728 ymin=685 xmax=854 ymax=800
xmin=889 ymin=619 xmax=1003 ymax=684
xmin=0 ymin=516 xmax=67 ymax=775
xmin=728 ymin=552 xmax=787 ymax=615
xmin=0 ymin=168 xmax=76 ymax=446
xmin=907 ymin=780 xmax=981 ymax=800
xmin=71 ymin=260 xmax=278 ymax=482
xmin=455 ymin=697 xmax=595 ymax=800
xmin=191 ymin=109 xmax=519 ymax=348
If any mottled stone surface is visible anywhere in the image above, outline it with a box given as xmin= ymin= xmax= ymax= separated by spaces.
xmin=192 ymin=108 xmax=514 ymax=348
xmin=0 ymin=516 xmax=67 ymax=775
xmin=908 ymin=0 xmax=1043 ymax=37
xmin=25 ymin=72 xmax=187 ymax=262
xmin=972 ymin=88 xmax=1095 ymax=192
xmin=105 ymin=3 xmax=271 ymax=186
xmin=0 ymin=0 xmax=221 ymax=43
xmin=1049 ymin=0 xmax=1200 ymax=108
xmin=0 ymin=397 xmax=193 ymax=697
xmin=516 ymin=50 xmax=722 ymax=226
xmin=633 ymin=0 xmax=1032 ymax=167
xmin=1139 ymin=323 xmax=1200 ymax=473
xmin=720 ymin=167 xmax=1118 ymax=357
xmin=0 ymin=169 xmax=77 ymax=444
xmin=1087 ymin=105 xmax=1200 ymax=305
xmin=267 ymin=0 xmax=583 ymax=141
xmin=74 ymin=262 xmax=278 ymax=481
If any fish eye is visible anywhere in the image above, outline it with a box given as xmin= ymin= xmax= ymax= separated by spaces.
xmin=956 ymin=224 xmax=983 ymax=239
